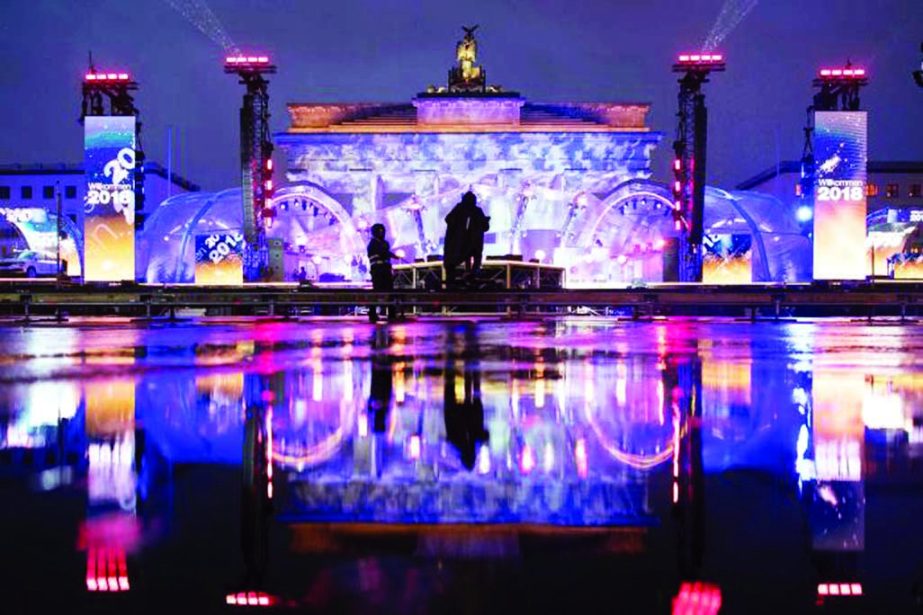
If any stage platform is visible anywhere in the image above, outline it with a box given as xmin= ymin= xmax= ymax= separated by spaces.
xmin=1 ymin=279 xmax=923 ymax=320
xmin=393 ymin=258 xmax=565 ymax=290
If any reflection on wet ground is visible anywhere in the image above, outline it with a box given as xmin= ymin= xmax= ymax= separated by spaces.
xmin=1 ymin=317 xmax=922 ymax=613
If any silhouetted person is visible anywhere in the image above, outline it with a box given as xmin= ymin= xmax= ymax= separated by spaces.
xmin=296 ymin=266 xmax=307 ymax=282
xmin=369 ymin=356 xmax=392 ymax=434
xmin=444 ymin=191 xmax=490 ymax=288
xmin=367 ymin=223 xmax=399 ymax=323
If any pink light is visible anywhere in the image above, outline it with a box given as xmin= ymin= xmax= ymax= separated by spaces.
xmin=85 ymin=74 xmax=97 ymax=81
xmin=673 ymin=159 xmax=681 ymax=171
xmin=248 ymin=592 xmax=258 ymax=605
xmin=673 ymin=181 xmax=682 ymax=193
xmin=673 ymin=582 xmax=722 ymax=615
xmin=854 ymin=68 xmax=866 ymax=76
xmin=829 ymin=584 xmax=840 ymax=595
xmin=851 ymin=583 xmax=862 ymax=595
xmin=820 ymin=69 xmax=832 ymax=76
xmin=818 ymin=583 xmax=829 ymax=595
xmin=409 ymin=435 xmax=421 ymax=460
xmin=258 ymin=596 xmax=269 ymax=606
xmin=831 ymin=69 xmax=843 ymax=76
xmin=106 ymin=73 xmax=117 ymax=80
xmin=654 ymin=238 xmax=666 ymax=250
xmin=118 ymin=576 xmax=129 ymax=591
xmin=690 ymin=55 xmax=701 ymax=61
xmin=712 ymin=54 xmax=723 ymax=61
xmin=87 ymin=578 xmax=98 ymax=591
xmin=265 ymin=179 xmax=273 ymax=191
xmin=357 ymin=413 xmax=369 ymax=437
xmin=840 ymin=583 xmax=851 ymax=595
xmin=674 ymin=220 xmax=682 ymax=231
xmin=521 ymin=444 xmax=535 ymax=474
xmin=227 ymin=595 xmax=237 ymax=605
xmin=117 ymin=73 xmax=129 ymax=80
xmin=247 ymin=56 xmax=259 ymax=63
xmin=257 ymin=56 xmax=269 ymax=63
xmin=678 ymin=55 xmax=691 ymax=62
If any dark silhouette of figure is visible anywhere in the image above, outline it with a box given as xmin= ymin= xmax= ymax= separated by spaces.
xmin=443 ymin=324 xmax=489 ymax=470
xmin=369 ymin=349 xmax=393 ymax=434
xmin=367 ymin=223 xmax=399 ymax=323
xmin=296 ymin=266 xmax=307 ymax=282
xmin=444 ymin=191 xmax=490 ymax=288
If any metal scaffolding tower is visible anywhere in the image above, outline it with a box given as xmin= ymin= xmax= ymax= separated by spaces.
xmin=225 ymin=55 xmax=276 ymax=282
xmin=671 ymin=54 xmax=725 ymax=282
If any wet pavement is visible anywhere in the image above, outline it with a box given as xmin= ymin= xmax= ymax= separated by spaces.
xmin=0 ymin=316 xmax=922 ymax=613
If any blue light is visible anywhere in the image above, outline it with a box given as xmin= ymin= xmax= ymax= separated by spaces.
xmin=796 ymin=206 xmax=813 ymax=222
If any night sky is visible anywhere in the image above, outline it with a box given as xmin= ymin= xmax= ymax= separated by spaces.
xmin=0 ymin=0 xmax=920 ymax=191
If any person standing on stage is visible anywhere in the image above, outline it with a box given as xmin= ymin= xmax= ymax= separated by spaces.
xmin=443 ymin=191 xmax=490 ymax=288
xmin=367 ymin=223 xmax=399 ymax=323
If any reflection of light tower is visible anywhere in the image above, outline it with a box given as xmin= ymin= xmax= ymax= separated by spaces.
xmin=224 ymin=54 xmax=276 ymax=282
xmin=672 ymin=54 xmax=725 ymax=282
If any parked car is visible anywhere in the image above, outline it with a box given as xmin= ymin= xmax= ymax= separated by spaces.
xmin=0 ymin=250 xmax=60 ymax=277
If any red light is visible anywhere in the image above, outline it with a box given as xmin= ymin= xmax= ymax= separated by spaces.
xmin=264 ymin=179 xmax=273 ymax=191
xmin=265 ymin=159 xmax=273 ymax=171
xmin=85 ymin=74 xmax=96 ymax=81
xmin=673 ymin=581 xmax=722 ymax=615
xmin=654 ymin=238 xmax=666 ymax=250
xmin=673 ymin=181 xmax=682 ymax=193
xmin=673 ymin=159 xmax=681 ymax=171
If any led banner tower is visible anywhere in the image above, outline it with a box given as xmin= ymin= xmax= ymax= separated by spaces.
xmin=224 ymin=55 xmax=276 ymax=282
xmin=80 ymin=64 xmax=143 ymax=282
xmin=808 ymin=65 xmax=869 ymax=280
xmin=671 ymin=54 xmax=725 ymax=282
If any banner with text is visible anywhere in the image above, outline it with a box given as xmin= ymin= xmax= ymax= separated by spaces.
xmin=195 ymin=232 xmax=244 ymax=285
xmin=812 ymin=111 xmax=867 ymax=280
xmin=84 ymin=116 xmax=136 ymax=281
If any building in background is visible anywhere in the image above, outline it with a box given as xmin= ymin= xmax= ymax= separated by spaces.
xmin=738 ymin=161 xmax=923 ymax=277
xmin=0 ymin=162 xmax=198 ymax=276
xmin=737 ymin=160 xmax=923 ymax=219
